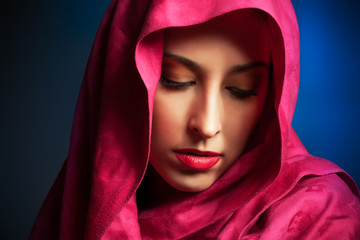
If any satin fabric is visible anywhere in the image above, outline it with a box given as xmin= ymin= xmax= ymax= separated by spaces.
xmin=30 ymin=0 xmax=360 ymax=239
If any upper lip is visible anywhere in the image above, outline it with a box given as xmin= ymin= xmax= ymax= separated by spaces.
xmin=174 ymin=148 xmax=222 ymax=156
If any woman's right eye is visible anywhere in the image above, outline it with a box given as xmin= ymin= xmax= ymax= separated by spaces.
xmin=160 ymin=76 xmax=196 ymax=90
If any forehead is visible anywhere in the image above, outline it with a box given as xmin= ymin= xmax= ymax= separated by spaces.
xmin=164 ymin=10 xmax=270 ymax=62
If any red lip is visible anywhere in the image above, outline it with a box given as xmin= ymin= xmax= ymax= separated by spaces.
xmin=174 ymin=149 xmax=221 ymax=170
xmin=174 ymin=149 xmax=221 ymax=156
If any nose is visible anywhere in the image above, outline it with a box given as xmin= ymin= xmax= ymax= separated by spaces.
xmin=188 ymin=92 xmax=222 ymax=139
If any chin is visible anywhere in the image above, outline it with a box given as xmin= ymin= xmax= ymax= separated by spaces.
xmin=171 ymin=183 xmax=212 ymax=193
xmin=166 ymin=174 xmax=217 ymax=193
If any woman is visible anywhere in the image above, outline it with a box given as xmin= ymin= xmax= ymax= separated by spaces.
xmin=30 ymin=0 xmax=360 ymax=239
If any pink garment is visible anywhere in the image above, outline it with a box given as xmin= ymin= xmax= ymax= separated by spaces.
xmin=30 ymin=0 xmax=360 ymax=239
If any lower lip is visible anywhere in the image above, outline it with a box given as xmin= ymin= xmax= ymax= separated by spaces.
xmin=174 ymin=153 xmax=221 ymax=170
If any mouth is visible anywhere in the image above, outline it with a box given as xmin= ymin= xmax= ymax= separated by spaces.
xmin=174 ymin=149 xmax=222 ymax=170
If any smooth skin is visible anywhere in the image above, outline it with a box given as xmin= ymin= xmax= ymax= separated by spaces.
xmin=149 ymin=11 xmax=271 ymax=192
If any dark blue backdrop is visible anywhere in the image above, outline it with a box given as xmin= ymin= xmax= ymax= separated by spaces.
xmin=1 ymin=0 xmax=359 ymax=239
xmin=292 ymin=0 xmax=360 ymax=185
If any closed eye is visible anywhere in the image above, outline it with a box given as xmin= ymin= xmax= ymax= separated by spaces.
xmin=225 ymin=86 xmax=257 ymax=100
xmin=160 ymin=77 xmax=196 ymax=90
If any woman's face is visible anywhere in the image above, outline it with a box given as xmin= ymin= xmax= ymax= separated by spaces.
xmin=149 ymin=13 xmax=271 ymax=192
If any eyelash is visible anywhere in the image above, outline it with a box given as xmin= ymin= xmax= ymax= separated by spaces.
xmin=160 ymin=77 xmax=195 ymax=90
xmin=225 ymin=86 xmax=258 ymax=100
xmin=160 ymin=77 xmax=257 ymax=100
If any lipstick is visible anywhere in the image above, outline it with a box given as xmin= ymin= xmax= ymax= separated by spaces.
xmin=174 ymin=149 xmax=221 ymax=170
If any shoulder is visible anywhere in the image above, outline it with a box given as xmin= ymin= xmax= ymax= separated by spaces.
xmin=248 ymin=174 xmax=360 ymax=239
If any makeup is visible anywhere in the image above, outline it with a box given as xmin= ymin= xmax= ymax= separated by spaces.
xmin=174 ymin=149 xmax=221 ymax=170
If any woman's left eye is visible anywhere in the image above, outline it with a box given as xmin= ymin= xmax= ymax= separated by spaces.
xmin=160 ymin=76 xmax=196 ymax=90
xmin=226 ymin=86 xmax=257 ymax=100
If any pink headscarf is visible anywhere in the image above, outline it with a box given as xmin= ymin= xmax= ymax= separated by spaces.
xmin=30 ymin=0 xmax=360 ymax=239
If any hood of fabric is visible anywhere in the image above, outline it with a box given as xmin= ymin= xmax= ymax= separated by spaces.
xmin=132 ymin=1 xmax=299 ymax=238
xmin=30 ymin=0 xmax=358 ymax=239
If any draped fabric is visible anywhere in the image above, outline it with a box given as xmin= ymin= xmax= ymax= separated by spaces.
xmin=30 ymin=0 xmax=360 ymax=239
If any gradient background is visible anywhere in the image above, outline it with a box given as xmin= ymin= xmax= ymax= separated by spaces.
xmin=1 ymin=0 xmax=359 ymax=239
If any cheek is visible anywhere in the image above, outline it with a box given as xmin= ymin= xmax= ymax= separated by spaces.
xmin=152 ymin=93 xmax=188 ymax=143
xmin=223 ymin=93 xmax=268 ymax=149
xmin=224 ymin=105 xmax=257 ymax=144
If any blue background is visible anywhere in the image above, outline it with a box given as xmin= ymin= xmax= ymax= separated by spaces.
xmin=1 ymin=0 xmax=359 ymax=239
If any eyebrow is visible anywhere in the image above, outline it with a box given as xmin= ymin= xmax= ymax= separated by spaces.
xmin=163 ymin=52 xmax=202 ymax=71
xmin=163 ymin=52 xmax=268 ymax=74
xmin=228 ymin=61 xmax=268 ymax=74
